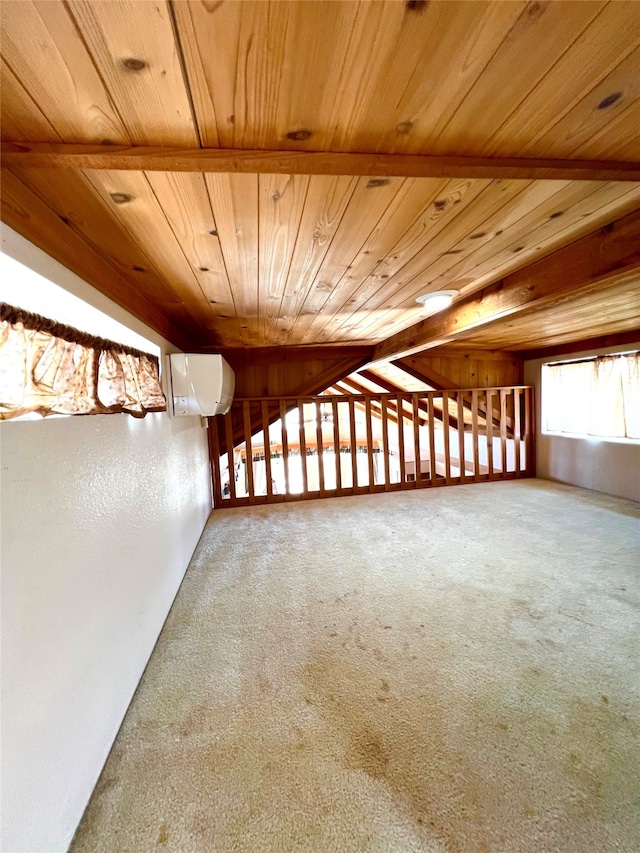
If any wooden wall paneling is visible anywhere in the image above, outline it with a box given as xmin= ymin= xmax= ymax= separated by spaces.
xmin=0 ymin=167 xmax=191 ymax=348
xmin=64 ymin=0 xmax=198 ymax=145
xmin=243 ymin=401 xmax=255 ymax=504
xmin=0 ymin=0 xmax=130 ymax=143
xmin=482 ymin=4 xmax=640 ymax=158
xmin=430 ymin=2 xmax=607 ymax=157
xmin=276 ymin=175 xmax=358 ymax=345
xmin=143 ymin=171 xmax=243 ymax=344
xmin=80 ymin=169 xmax=218 ymax=333
xmin=204 ymin=173 xmax=260 ymax=345
xmin=258 ymin=173 xmax=310 ymax=344
xmin=293 ymin=176 xmax=407 ymax=344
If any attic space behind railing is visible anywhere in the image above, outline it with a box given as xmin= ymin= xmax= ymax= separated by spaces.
xmin=208 ymin=386 xmax=535 ymax=508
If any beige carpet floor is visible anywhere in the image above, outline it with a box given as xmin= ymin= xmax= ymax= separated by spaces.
xmin=71 ymin=480 xmax=640 ymax=853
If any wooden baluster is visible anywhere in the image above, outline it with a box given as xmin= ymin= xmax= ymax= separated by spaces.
xmin=261 ymin=400 xmax=273 ymax=500
xmin=381 ymin=395 xmax=391 ymax=489
xmin=280 ymin=400 xmax=290 ymax=497
xmin=486 ymin=390 xmax=495 ymax=479
xmin=457 ymin=391 xmax=465 ymax=482
xmin=500 ymin=389 xmax=508 ymax=474
xmin=428 ymin=393 xmax=437 ymax=486
xmin=443 ymin=390 xmax=451 ymax=485
xmin=365 ymin=397 xmax=375 ymax=490
xmin=349 ymin=397 xmax=358 ymax=491
xmin=332 ymin=397 xmax=341 ymax=491
xmin=243 ymin=401 xmax=255 ymax=504
xmin=315 ymin=398 xmax=325 ymax=494
xmin=514 ymin=388 xmax=521 ymax=475
xmin=472 ymin=390 xmax=480 ymax=482
xmin=209 ymin=416 xmax=223 ymax=507
xmin=412 ymin=393 xmax=421 ymax=488
xmin=397 ymin=394 xmax=406 ymax=487
xmin=224 ymin=411 xmax=237 ymax=504
xmin=298 ymin=399 xmax=308 ymax=495
xmin=524 ymin=386 xmax=535 ymax=476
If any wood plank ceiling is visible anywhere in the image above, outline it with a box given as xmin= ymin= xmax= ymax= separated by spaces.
xmin=2 ymin=0 xmax=639 ymax=355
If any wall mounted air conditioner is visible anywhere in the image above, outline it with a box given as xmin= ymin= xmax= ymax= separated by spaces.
xmin=169 ymin=353 xmax=235 ymax=416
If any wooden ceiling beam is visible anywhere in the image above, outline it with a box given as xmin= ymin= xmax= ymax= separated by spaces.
xmin=372 ymin=209 xmax=640 ymax=363
xmin=3 ymin=142 xmax=640 ymax=182
xmin=518 ymin=329 xmax=640 ymax=361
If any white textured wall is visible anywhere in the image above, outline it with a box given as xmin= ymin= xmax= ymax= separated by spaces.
xmin=1 ymin=228 xmax=211 ymax=852
xmin=524 ymin=343 xmax=640 ymax=503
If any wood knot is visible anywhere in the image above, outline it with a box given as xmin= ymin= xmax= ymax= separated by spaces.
xmin=133 ymin=266 xmax=145 ymax=272
xmin=549 ymin=211 xmax=564 ymax=219
xmin=396 ymin=120 xmax=413 ymax=134
xmin=469 ymin=232 xmax=486 ymax=239
xmin=433 ymin=199 xmax=447 ymax=210
xmin=597 ymin=92 xmax=622 ymax=110
xmin=405 ymin=0 xmax=428 ymax=11
xmin=199 ymin=267 xmax=209 ymax=272
xmin=209 ymin=229 xmax=218 ymax=236
xmin=110 ymin=192 xmax=133 ymax=204
xmin=122 ymin=58 xmax=146 ymax=72
xmin=286 ymin=129 xmax=312 ymax=141
xmin=272 ymin=190 xmax=281 ymax=202
xmin=366 ymin=178 xmax=390 ymax=188
xmin=513 ymin=246 xmax=525 ymax=252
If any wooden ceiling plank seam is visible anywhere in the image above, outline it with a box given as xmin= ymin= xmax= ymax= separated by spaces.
xmin=0 ymin=166 xmax=194 ymax=349
xmin=141 ymin=170 xmax=244 ymax=346
xmin=204 ymin=173 xmax=260 ymax=347
xmin=165 ymin=0 xmax=204 ymax=149
xmin=0 ymin=1 xmax=130 ymax=144
xmin=292 ymin=176 xmax=409 ymax=345
xmin=304 ymin=176 xmax=454 ymax=345
xmin=305 ymin=177 xmax=495 ymax=346
xmin=428 ymin=1 xmax=607 ymax=156
xmin=5 ymin=143 xmax=640 ymax=181
xmin=425 ymin=181 xmax=640 ymax=298
xmin=275 ymin=175 xmax=360 ymax=347
xmin=0 ymin=57 xmax=64 ymax=142
xmin=372 ymin=208 xmax=640 ymax=362
xmin=64 ymin=0 xmax=198 ymax=146
xmin=481 ymin=3 xmax=640 ymax=158
xmin=344 ymin=178 xmax=538 ymax=343
xmin=356 ymin=182 xmax=640 ymax=345
xmin=259 ymin=173 xmax=311 ymax=346
xmin=80 ymin=168 xmax=221 ymax=339
xmin=529 ymin=43 xmax=640 ymax=160
xmin=15 ymin=167 xmax=187 ymax=309
xmin=144 ymin=171 xmax=244 ymax=345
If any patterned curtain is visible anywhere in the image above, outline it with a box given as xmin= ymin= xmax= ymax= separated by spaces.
xmin=0 ymin=303 xmax=166 ymax=420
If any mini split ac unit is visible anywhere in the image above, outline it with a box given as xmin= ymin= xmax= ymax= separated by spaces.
xmin=169 ymin=353 xmax=235 ymax=417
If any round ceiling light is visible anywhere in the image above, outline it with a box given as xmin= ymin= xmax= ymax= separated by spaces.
xmin=415 ymin=289 xmax=459 ymax=313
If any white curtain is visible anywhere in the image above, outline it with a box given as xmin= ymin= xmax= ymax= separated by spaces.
xmin=543 ymin=353 xmax=639 ymax=438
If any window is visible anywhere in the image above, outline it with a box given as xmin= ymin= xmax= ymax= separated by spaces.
xmin=542 ymin=352 xmax=640 ymax=441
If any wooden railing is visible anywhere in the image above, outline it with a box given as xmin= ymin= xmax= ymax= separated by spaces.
xmin=208 ymin=386 xmax=535 ymax=508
